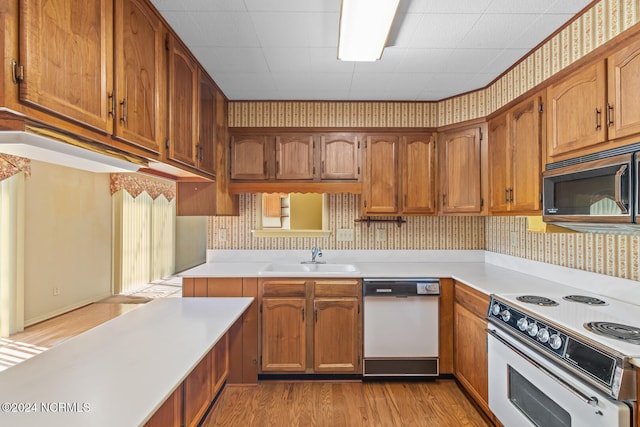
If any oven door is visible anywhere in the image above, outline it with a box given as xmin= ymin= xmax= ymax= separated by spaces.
xmin=487 ymin=328 xmax=631 ymax=427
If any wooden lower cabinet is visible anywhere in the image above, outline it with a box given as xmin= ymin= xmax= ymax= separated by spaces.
xmin=144 ymin=385 xmax=182 ymax=427
xmin=259 ymin=278 xmax=362 ymax=375
xmin=453 ymin=281 xmax=492 ymax=420
xmin=183 ymin=334 xmax=229 ymax=427
xmin=182 ymin=277 xmax=259 ymax=384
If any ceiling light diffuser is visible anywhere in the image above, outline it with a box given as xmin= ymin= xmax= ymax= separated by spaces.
xmin=338 ymin=0 xmax=400 ymax=61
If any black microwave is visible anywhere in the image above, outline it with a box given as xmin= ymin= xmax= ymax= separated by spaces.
xmin=542 ymin=151 xmax=639 ymax=232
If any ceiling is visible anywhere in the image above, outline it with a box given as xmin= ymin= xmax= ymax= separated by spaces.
xmin=150 ymin=0 xmax=593 ymax=101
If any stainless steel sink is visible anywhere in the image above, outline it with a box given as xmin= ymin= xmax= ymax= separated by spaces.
xmin=261 ymin=263 xmax=360 ymax=274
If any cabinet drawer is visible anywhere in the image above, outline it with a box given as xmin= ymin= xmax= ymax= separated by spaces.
xmin=314 ymin=280 xmax=361 ymax=297
xmin=261 ymin=280 xmax=306 ymax=297
xmin=454 ymin=281 xmax=490 ymax=319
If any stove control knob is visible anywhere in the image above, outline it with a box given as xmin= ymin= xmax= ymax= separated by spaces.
xmin=537 ymin=328 xmax=550 ymax=343
xmin=527 ymin=323 xmax=538 ymax=336
xmin=491 ymin=303 xmax=501 ymax=316
xmin=516 ymin=318 xmax=528 ymax=331
xmin=500 ymin=310 xmax=511 ymax=322
xmin=549 ymin=334 xmax=563 ymax=350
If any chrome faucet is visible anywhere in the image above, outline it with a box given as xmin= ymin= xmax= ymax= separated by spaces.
xmin=310 ymin=247 xmax=324 ymax=263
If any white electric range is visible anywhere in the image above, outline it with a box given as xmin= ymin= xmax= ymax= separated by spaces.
xmin=487 ymin=287 xmax=639 ymax=427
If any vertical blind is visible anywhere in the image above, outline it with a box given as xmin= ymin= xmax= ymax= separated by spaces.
xmin=112 ymin=190 xmax=175 ymax=295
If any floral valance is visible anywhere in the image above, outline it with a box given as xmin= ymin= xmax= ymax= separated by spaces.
xmin=0 ymin=154 xmax=31 ymax=181
xmin=110 ymin=173 xmax=175 ymax=201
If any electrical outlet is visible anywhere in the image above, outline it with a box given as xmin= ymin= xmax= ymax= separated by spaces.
xmin=218 ymin=229 xmax=227 ymax=242
xmin=375 ymin=229 xmax=387 ymax=242
xmin=336 ymin=228 xmax=354 ymax=242
xmin=510 ymin=231 xmax=518 ymax=247
xmin=53 ymin=287 xmax=60 ymax=296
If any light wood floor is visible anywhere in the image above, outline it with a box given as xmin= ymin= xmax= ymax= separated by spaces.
xmin=204 ymin=381 xmax=493 ymax=427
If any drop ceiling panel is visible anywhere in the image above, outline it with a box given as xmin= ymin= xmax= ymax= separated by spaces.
xmin=151 ymin=0 xmax=593 ymax=101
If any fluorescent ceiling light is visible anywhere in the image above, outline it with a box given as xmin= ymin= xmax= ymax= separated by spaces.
xmin=338 ymin=0 xmax=400 ymax=62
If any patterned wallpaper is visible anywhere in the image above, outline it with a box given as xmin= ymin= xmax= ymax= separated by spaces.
xmin=0 ymin=155 xmax=31 ymax=181
xmin=208 ymin=194 xmax=485 ymax=251
xmin=228 ymin=0 xmax=640 ymax=128
xmin=110 ymin=173 xmax=176 ymax=201
xmin=486 ymin=217 xmax=640 ymax=282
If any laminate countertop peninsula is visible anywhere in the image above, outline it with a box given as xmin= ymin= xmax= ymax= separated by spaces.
xmin=0 ymin=297 xmax=253 ymax=427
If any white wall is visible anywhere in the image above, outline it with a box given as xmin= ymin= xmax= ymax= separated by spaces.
xmin=23 ymin=161 xmax=111 ymax=325
xmin=175 ymin=216 xmax=206 ymax=273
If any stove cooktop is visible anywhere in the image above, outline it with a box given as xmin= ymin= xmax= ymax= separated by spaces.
xmin=493 ymin=291 xmax=640 ymax=357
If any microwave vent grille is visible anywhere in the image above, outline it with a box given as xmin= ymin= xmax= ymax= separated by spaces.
xmin=546 ymin=142 xmax=640 ymax=170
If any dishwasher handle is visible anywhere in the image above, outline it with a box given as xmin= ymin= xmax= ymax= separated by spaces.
xmin=363 ymin=278 xmax=440 ymax=297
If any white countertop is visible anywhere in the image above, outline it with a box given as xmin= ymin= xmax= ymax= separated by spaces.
xmin=0 ymin=297 xmax=253 ymax=427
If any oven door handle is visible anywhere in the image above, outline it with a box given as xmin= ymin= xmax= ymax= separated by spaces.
xmin=614 ymin=164 xmax=629 ymax=214
xmin=487 ymin=329 xmax=600 ymax=408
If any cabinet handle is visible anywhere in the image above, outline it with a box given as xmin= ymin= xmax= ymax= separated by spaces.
xmin=108 ymin=92 xmax=115 ymax=118
xmin=263 ymin=161 xmax=267 ymax=175
xmin=119 ymin=98 xmax=128 ymax=124
xmin=606 ymin=103 xmax=614 ymax=127
xmin=594 ymin=108 xmax=601 ymax=130
xmin=315 ymin=309 xmax=318 ymax=323
xmin=509 ymin=188 xmax=514 ymax=203
xmin=301 ymin=308 xmax=305 ymax=321
xmin=442 ymin=194 xmax=446 ymax=206
xmin=505 ymin=188 xmax=509 ymax=203
xmin=276 ymin=160 xmax=280 ymax=175
xmin=321 ymin=160 xmax=325 ymax=173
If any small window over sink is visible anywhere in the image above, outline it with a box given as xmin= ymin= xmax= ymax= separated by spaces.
xmin=253 ymin=193 xmax=331 ymax=237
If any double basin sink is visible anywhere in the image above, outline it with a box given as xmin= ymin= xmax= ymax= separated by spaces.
xmin=261 ymin=262 xmax=360 ymax=274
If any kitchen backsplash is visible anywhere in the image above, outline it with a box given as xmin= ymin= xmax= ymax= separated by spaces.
xmin=229 ymin=0 xmax=640 ymax=127
xmin=486 ymin=217 xmax=640 ymax=283
xmin=208 ymin=195 xmax=640 ymax=283
xmin=208 ymin=194 xmax=485 ymax=251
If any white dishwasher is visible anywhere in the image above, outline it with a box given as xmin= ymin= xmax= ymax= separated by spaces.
xmin=363 ymin=278 xmax=440 ymax=377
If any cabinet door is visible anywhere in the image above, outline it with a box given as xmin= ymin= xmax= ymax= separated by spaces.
xmin=488 ymin=114 xmax=510 ymax=213
xmin=231 ymin=135 xmax=271 ymax=180
xmin=275 ymin=135 xmax=314 ymax=180
xmin=363 ymin=135 xmax=399 ymax=214
xmin=439 ymin=127 xmax=483 ymax=214
xmin=313 ymin=297 xmax=360 ymax=373
xmin=183 ymin=351 xmax=212 ymax=427
xmin=114 ymin=0 xmax=164 ymax=154
xmin=454 ymin=302 xmax=489 ymax=416
xmin=210 ymin=333 xmax=229 ymax=394
xmin=510 ymin=95 xmax=543 ymax=212
xmin=167 ymin=36 xmax=198 ymax=167
xmin=607 ymin=37 xmax=640 ymax=141
xmin=401 ymin=134 xmax=436 ymax=214
xmin=320 ymin=134 xmax=360 ymax=180
xmin=19 ymin=0 xmax=113 ymax=132
xmin=197 ymin=71 xmax=216 ymax=175
xmin=547 ymin=61 xmax=606 ymax=160
xmin=261 ymin=298 xmax=306 ymax=372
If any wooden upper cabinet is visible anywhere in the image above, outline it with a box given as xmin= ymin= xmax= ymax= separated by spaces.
xmin=197 ymin=71 xmax=216 ymax=175
xmin=607 ymin=36 xmax=640 ymax=141
xmin=19 ymin=0 xmax=113 ymax=132
xmin=113 ymin=0 xmax=165 ymax=154
xmin=438 ymin=126 xmax=484 ymax=214
xmin=488 ymin=114 xmax=510 ymax=213
xmin=231 ymin=135 xmax=271 ymax=180
xmin=488 ymin=93 xmax=543 ymax=214
xmin=320 ymin=134 xmax=360 ymax=180
xmin=547 ymin=60 xmax=606 ymax=160
xmin=275 ymin=135 xmax=315 ymax=180
xmin=362 ymin=135 xmax=399 ymax=214
xmin=167 ymin=35 xmax=198 ymax=167
xmin=401 ymin=134 xmax=437 ymax=214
